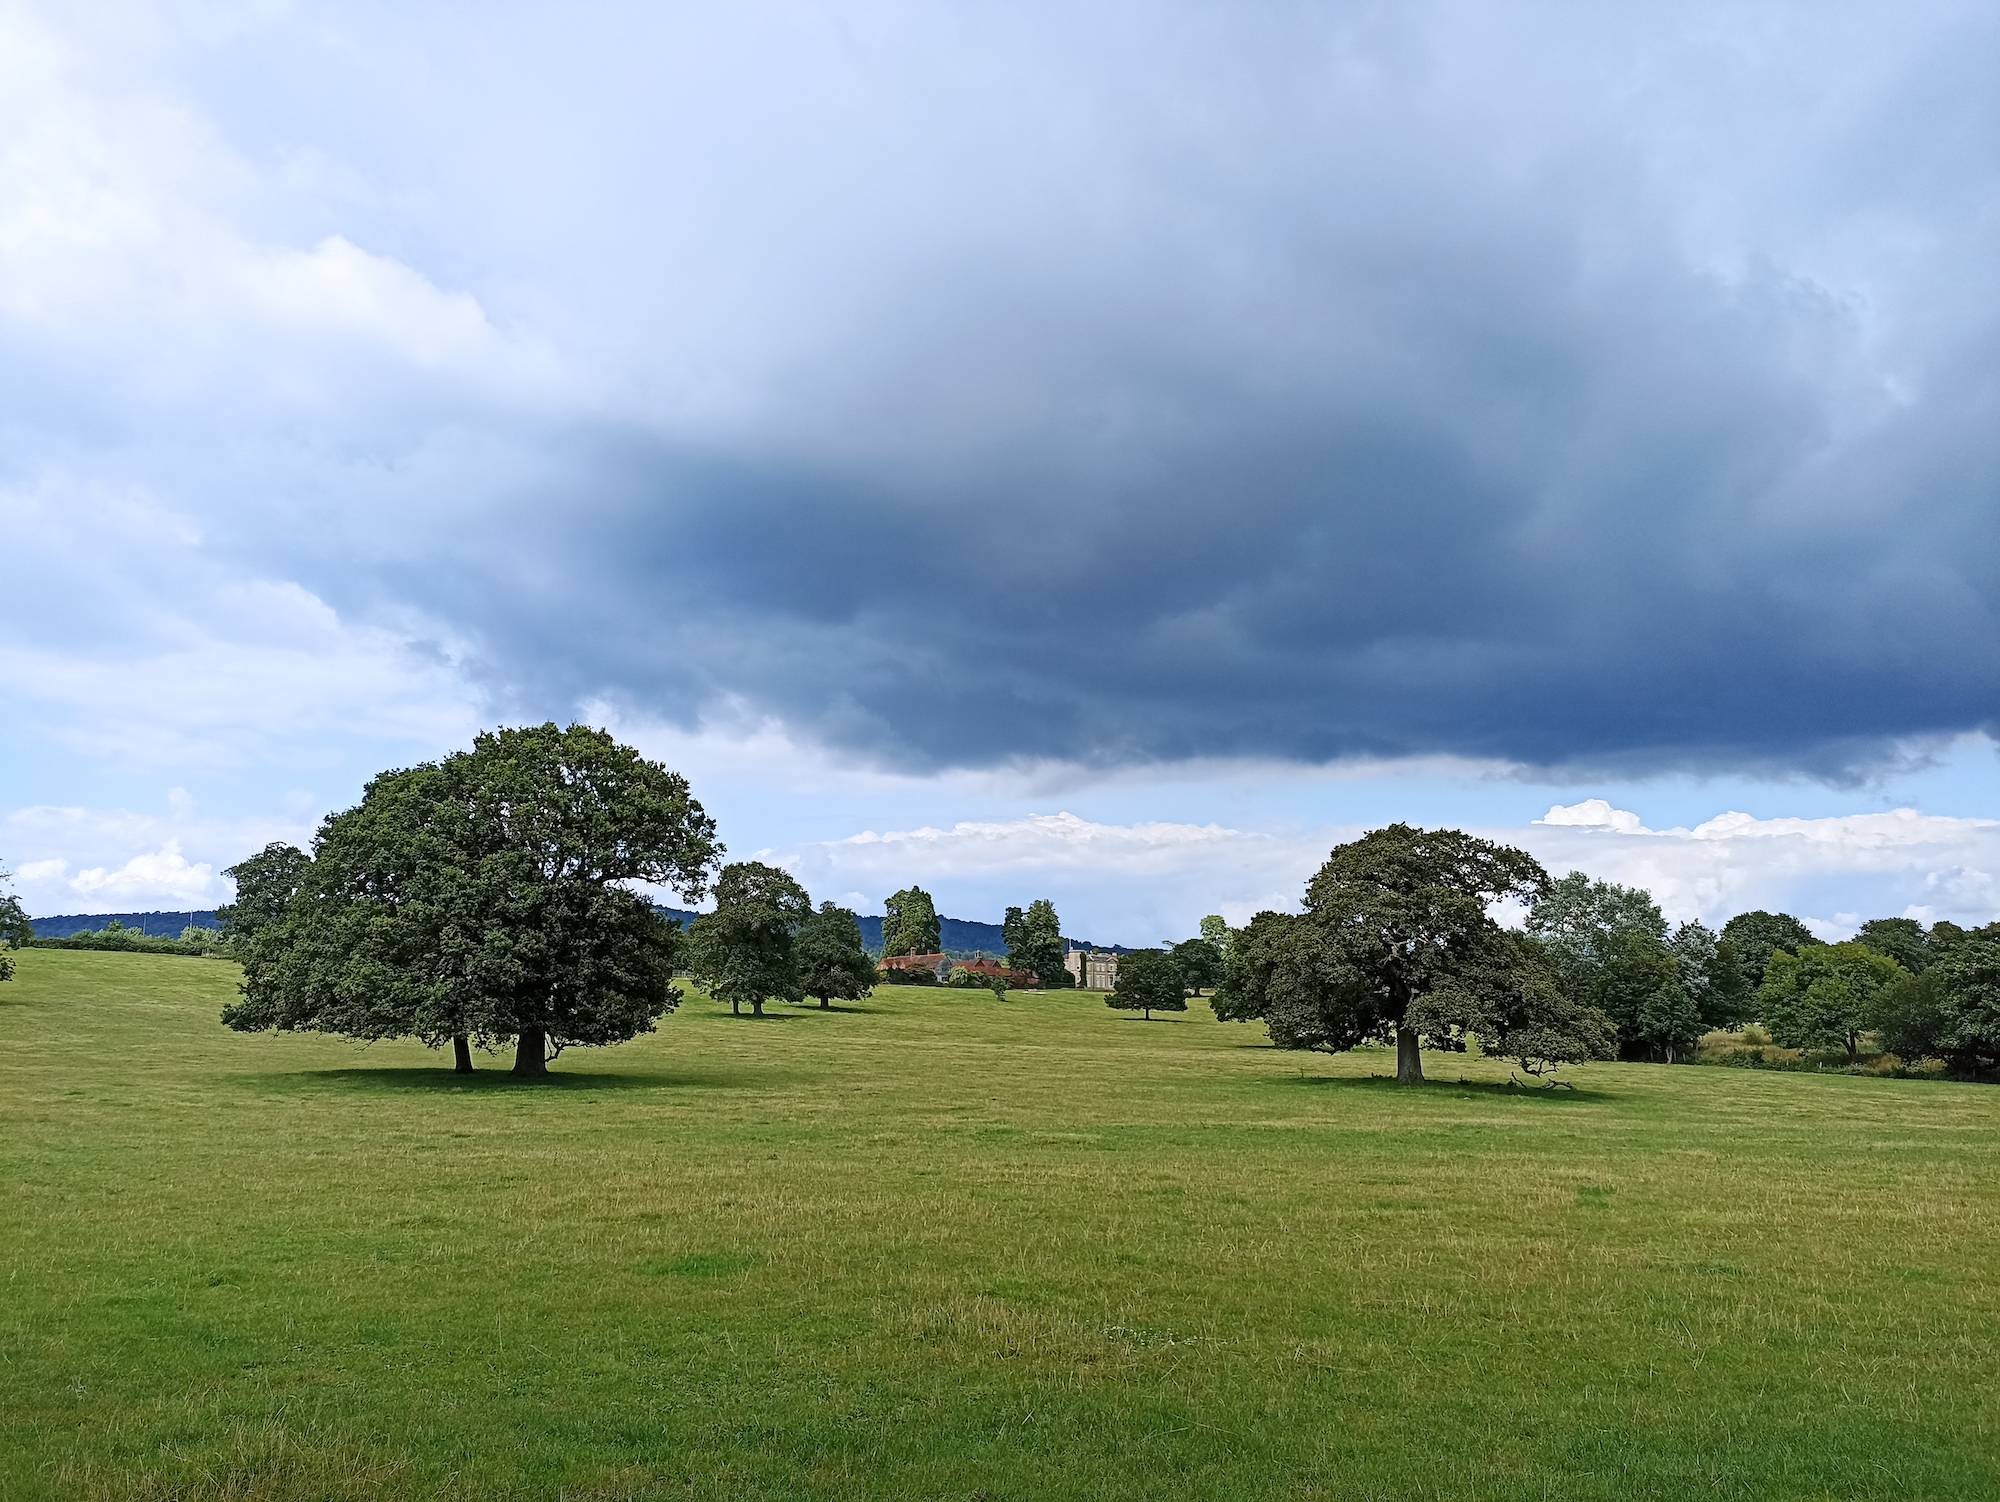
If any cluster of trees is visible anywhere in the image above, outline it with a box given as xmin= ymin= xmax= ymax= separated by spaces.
xmin=1208 ymin=822 xmax=2000 ymax=1083
xmin=684 ymin=862 xmax=878 ymax=1015
xmin=880 ymin=887 xmax=1071 ymax=991
xmin=1755 ymin=917 xmax=2000 ymax=1075
xmin=1105 ymin=934 xmax=1226 ymax=1019
xmin=1521 ymin=873 xmax=1752 ymax=1064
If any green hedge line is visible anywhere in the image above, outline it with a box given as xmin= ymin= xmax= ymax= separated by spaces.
xmin=23 ymin=935 xmax=224 ymax=959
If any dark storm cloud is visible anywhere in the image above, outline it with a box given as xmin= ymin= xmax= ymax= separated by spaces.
xmin=15 ymin=0 xmax=2000 ymax=777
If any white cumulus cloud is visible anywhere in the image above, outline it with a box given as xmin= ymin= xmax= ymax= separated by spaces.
xmin=752 ymin=802 xmax=2000 ymax=945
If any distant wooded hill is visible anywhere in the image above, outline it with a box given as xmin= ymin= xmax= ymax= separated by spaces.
xmin=30 ymin=906 xmax=1136 ymax=955
xmin=29 ymin=910 xmax=220 ymax=938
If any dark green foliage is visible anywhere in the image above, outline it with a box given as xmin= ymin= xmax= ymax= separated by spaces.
xmin=0 ymin=881 xmax=31 ymax=946
xmin=1869 ymin=969 xmax=1952 ymax=1063
xmin=1634 ymin=979 xmax=1705 ymax=1063
xmin=1759 ymin=941 xmax=1904 ymax=1063
xmin=1856 ymin=917 xmax=1931 ymax=974
xmin=1105 ymin=949 xmax=1186 ymax=1019
xmin=217 ymin=843 xmax=310 ymax=947
xmin=1587 ymin=931 xmax=1700 ymax=1060
xmin=686 ymin=863 xmax=812 ymax=1016
xmin=1002 ymin=898 xmax=1067 ymax=987
xmin=1211 ymin=824 xmax=1563 ymax=1082
xmin=1474 ymin=933 xmax=1619 ymax=1082
xmin=1708 ymin=937 xmax=1754 ymax=1026
xmin=881 ymin=885 xmax=941 ymax=958
xmin=223 ymin=723 xmax=720 ymax=1074
xmin=794 ymin=902 xmax=877 ymax=1008
xmin=1874 ymin=932 xmax=2000 ymax=1075
xmin=1721 ymin=910 xmax=1820 ymax=990
xmin=1169 ymin=937 xmax=1225 ymax=994
xmin=0 ymin=864 xmax=25 ymax=983
xmin=1928 ymin=920 xmax=1972 ymax=959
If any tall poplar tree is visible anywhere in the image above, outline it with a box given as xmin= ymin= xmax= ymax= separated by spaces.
xmin=881 ymin=885 xmax=941 ymax=957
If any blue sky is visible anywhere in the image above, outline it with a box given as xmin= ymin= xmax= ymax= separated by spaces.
xmin=3 ymin=1 xmax=1997 ymax=942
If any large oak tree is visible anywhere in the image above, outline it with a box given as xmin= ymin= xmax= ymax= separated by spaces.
xmin=1214 ymin=824 xmax=1610 ymax=1083
xmin=223 ymin=724 xmax=720 ymax=1076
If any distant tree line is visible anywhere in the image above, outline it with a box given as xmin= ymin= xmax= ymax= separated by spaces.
xmin=22 ymin=919 xmax=226 ymax=958
xmin=1205 ymin=823 xmax=2000 ymax=1084
xmin=21 ymin=744 xmax=1998 ymax=1089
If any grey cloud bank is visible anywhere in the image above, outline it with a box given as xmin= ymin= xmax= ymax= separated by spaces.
xmin=2 ymin=1 xmax=1997 ymax=793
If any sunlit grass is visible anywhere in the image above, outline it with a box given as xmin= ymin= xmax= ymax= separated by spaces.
xmin=4 ymin=949 xmax=1999 ymax=1499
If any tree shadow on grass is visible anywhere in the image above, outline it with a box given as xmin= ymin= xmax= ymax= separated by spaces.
xmin=1274 ymin=1073 xmax=1615 ymax=1104
xmin=236 ymin=1064 xmax=786 ymax=1094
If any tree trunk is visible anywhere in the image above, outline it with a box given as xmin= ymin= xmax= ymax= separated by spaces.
xmin=731 ymin=999 xmax=740 ymax=1015
xmin=752 ymin=998 xmax=765 ymax=1016
xmin=513 ymin=1029 xmax=548 ymax=1076
xmin=453 ymin=1034 xmax=474 ymax=1074
xmin=1396 ymin=1024 xmax=1425 ymax=1084
xmin=819 ymin=997 xmax=829 ymax=1009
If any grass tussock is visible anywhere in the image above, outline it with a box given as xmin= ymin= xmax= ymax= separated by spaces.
xmin=4 ymin=950 xmax=2000 ymax=1499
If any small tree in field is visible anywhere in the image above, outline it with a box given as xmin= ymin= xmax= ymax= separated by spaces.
xmin=795 ymin=902 xmax=876 ymax=1009
xmin=687 ymin=863 xmax=812 ymax=1016
xmin=1634 ymin=979 xmax=1704 ymax=1064
xmin=1107 ymin=950 xmax=1186 ymax=1020
xmin=223 ymin=724 xmax=720 ymax=1076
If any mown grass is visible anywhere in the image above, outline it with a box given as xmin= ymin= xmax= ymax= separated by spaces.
xmin=3 ymin=948 xmax=1999 ymax=1500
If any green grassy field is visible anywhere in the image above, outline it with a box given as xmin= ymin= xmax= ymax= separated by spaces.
xmin=4 ymin=949 xmax=1999 ymax=1500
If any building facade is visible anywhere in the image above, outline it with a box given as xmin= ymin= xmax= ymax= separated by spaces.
xmin=1064 ymin=949 xmax=1121 ymax=990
